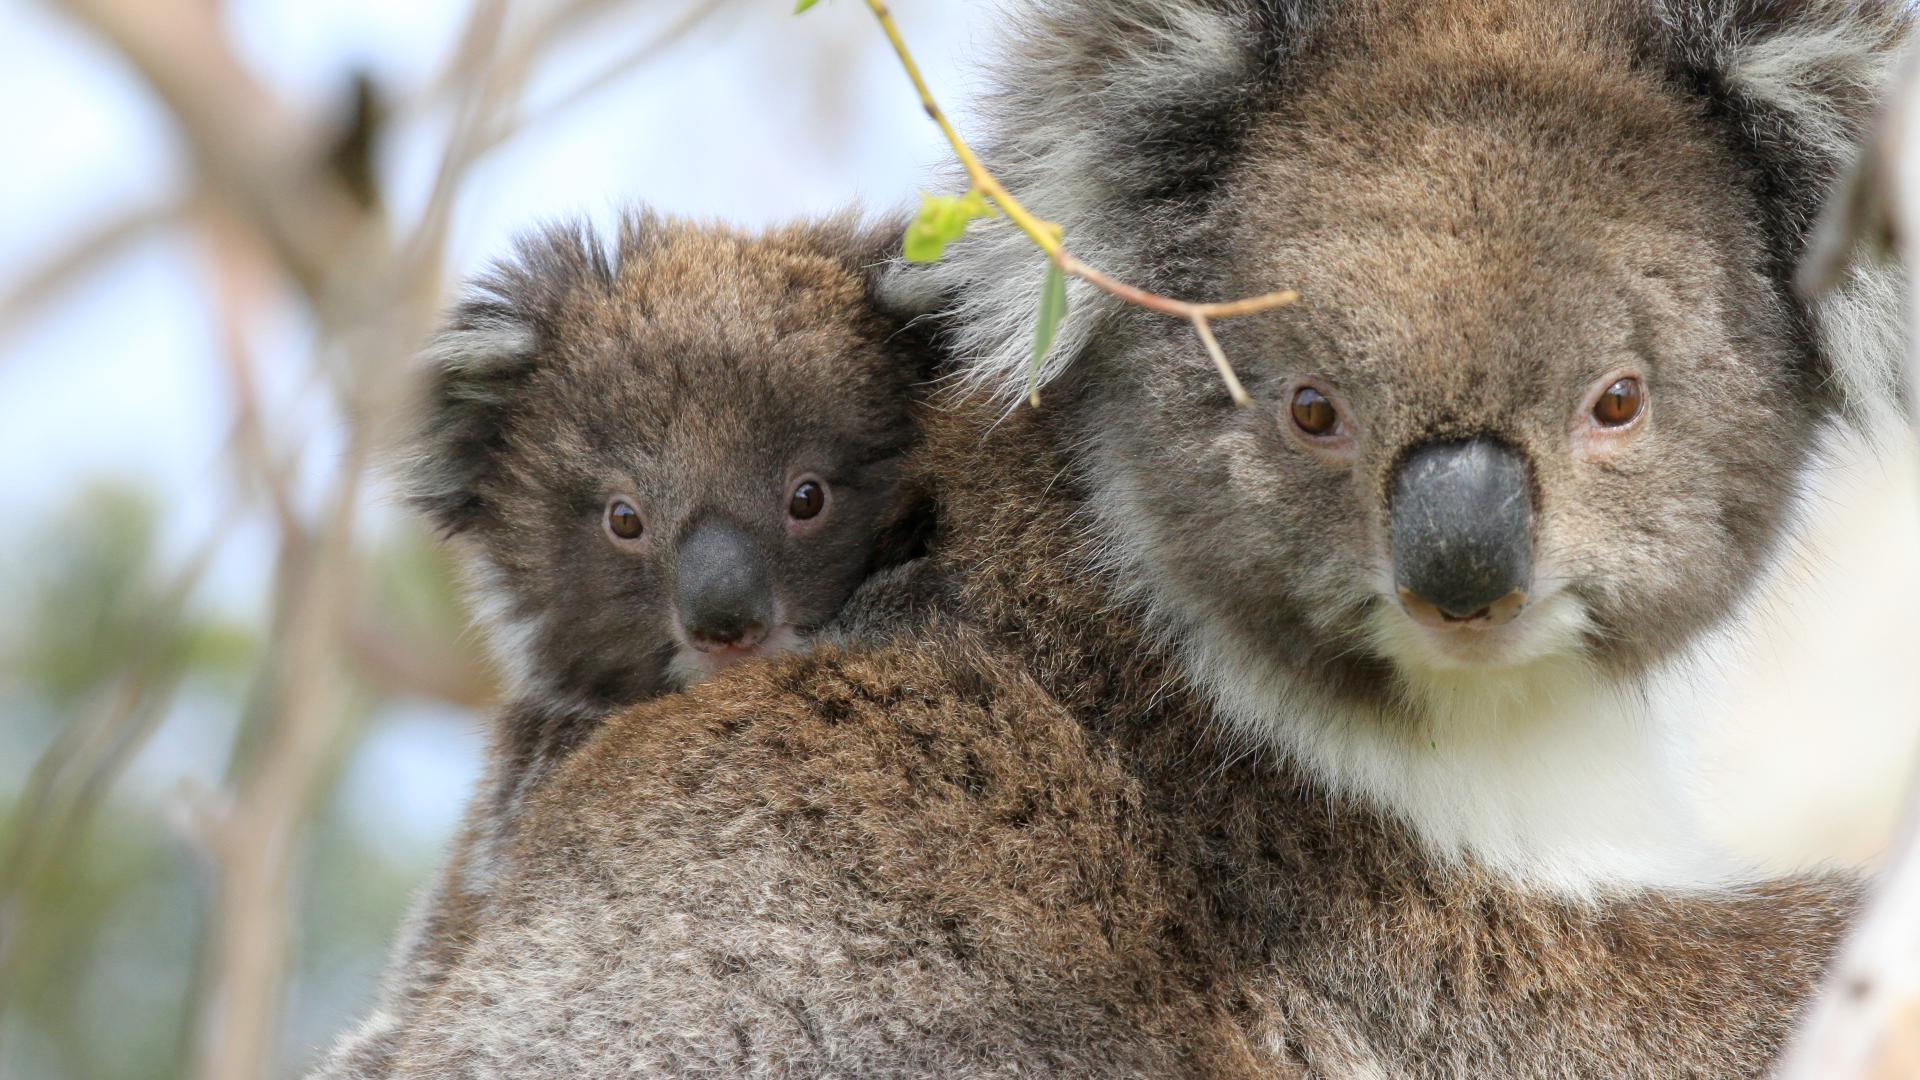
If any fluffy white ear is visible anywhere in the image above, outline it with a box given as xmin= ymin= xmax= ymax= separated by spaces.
xmin=896 ymin=0 xmax=1274 ymax=409
xmin=1794 ymin=42 xmax=1920 ymax=430
xmin=1724 ymin=7 xmax=1903 ymax=166
xmin=1676 ymin=0 xmax=1913 ymax=428
xmin=398 ymin=307 xmax=541 ymax=536
xmin=1806 ymin=253 xmax=1908 ymax=432
xmin=395 ymin=219 xmax=615 ymax=535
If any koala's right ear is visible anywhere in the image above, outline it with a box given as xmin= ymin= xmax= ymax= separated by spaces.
xmin=399 ymin=296 xmax=543 ymax=537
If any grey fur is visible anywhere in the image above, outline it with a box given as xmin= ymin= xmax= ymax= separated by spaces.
xmin=318 ymin=1 xmax=1910 ymax=1076
xmin=312 ymin=212 xmax=932 ymax=1079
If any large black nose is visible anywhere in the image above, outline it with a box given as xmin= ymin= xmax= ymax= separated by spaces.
xmin=1390 ymin=439 xmax=1534 ymax=622
xmin=675 ymin=521 xmax=772 ymax=650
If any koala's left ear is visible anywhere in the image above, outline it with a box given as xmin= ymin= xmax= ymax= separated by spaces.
xmin=1660 ymin=0 xmax=1913 ymax=424
xmin=398 ymin=297 xmax=543 ymax=537
xmin=824 ymin=215 xmax=945 ymax=386
xmin=397 ymin=221 xmax=608 ymax=536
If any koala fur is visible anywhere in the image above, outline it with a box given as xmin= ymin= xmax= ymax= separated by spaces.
xmin=365 ymin=401 xmax=1858 ymax=1078
xmin=314 ymin=213 xmax=932 ymax=1078
xmin=320 ymin=1 xmax=1907 ymax=1076
xmin=902 ymin=0 xmax=1911 ymax=894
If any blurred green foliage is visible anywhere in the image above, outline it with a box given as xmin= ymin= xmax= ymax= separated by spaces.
xmin=0 ymin=482 xmax=485 ymax=1080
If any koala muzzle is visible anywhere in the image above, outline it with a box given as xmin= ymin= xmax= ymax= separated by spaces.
xmin=1390 ymin=439 xmax=1534 ymax=625
xmin=675 ymin=521 xmax=773 ymax=651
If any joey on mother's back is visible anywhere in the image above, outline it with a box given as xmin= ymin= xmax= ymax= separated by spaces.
xmin=312 ymin=212 xmax=932 ymax=1080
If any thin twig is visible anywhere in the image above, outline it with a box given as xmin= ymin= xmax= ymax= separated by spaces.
xmin=1189 ymin=314 xmax=1249 ymax=406
xmin=475 ymin=0 xmax=733 ymax=159
xmin=860 ymin=0 xmax=1297 ymax=405
xmin=0 ymin=200 xmax=180 ymax=350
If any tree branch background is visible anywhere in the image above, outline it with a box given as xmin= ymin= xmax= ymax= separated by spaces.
xmin=0 ymin=3 xmax=1913 ymax=1078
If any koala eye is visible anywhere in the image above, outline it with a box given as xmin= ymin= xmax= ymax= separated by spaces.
xmin=1290 ymin=386 xmax=1339 ymax=437
xmin=1592 ymin=376 xmax=1645 ymax=427
xmin=606 ymin=499 xmax=645 ymax=541
xmin=788 ymin=479 xmax=826 ymax=521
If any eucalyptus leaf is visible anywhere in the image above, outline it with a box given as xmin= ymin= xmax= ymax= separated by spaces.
xmin=1027 ymin=262 xmax=1068 ymax=405
xmin=903 ymin=190 xmax=994 ymax=263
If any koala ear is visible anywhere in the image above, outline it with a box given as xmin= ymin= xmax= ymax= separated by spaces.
xmin=399 ymin=297 xmax=543 ymax=537
xmin=1658 ymin=0 xmax=1912 ymax=425
xmin=399 ymin=219 xmax=612 ymax=536
xmin=897 ymin=0 xmax=1287 ymax=409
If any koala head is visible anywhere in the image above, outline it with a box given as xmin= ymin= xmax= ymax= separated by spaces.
xmin=403 ymin=213 xmax=926 ymax=712
xmin=914 ymin=0 xmax=1908 ymax=727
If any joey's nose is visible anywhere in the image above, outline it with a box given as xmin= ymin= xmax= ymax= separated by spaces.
xmin=1390 ymin=439 xmax=1534 ymax=623
xmin=686 ymin=616 xmax=768 ymax=651
xmin=675 ymin=521 xmax=773 ymax=652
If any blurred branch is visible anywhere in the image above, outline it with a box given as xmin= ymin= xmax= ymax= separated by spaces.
xmin=476 ymin=0 xmax=731 ymax=158
xmin=0 ymin=200 xmax=180 ymax=348
xmin=347 ymin=614 xmax=498 ymax=712
xmin=200 ymin=208 xmax=306 ymax=542
xmin=196 ymin=452 xmax=365 ymax=1080
xmin=10 ymin=2 xmax=724 ymax=1076
xmin=0 ymin=505 xmax=231 ymax=1027
xmin=52 ymin=0 xmax=376 ymax=297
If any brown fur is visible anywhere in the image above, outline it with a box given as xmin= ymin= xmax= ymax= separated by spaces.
xmin=380 ymin=401 xmax=1856 ymax=1077
xmin=324 ymin=1 xmax=1900 ymax=1074
xmin=313 ymin=214 xmax=932 ymax=1078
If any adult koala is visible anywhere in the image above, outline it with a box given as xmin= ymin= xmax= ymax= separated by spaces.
xmin=334 ymin=1 xmax=1910 ymax=1076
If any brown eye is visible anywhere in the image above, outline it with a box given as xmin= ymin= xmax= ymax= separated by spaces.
xmin=606 ymin=500 xmax=644 ymax=540
xmin=1291 ymin=386 xmax=1338 ymax=437
xmin=1593 ymin=377 xmax=1645 ymax=427
xmin=788 ymin=480 xmax=825 ymax=521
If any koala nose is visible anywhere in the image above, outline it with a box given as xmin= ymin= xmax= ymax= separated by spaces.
xmin=675 ymin=521 xmax=773 ymax=652
xmin=1389 ymin=438 xmax=1534 ymax=625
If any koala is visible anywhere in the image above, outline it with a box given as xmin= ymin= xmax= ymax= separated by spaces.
xmin=911 ymin=0 xmax=1914 ymax=894
xmin=314 ymin=211 xmax=931 ymax=1078
xmin=322 ymin=2 xmax=1911 ymax=1077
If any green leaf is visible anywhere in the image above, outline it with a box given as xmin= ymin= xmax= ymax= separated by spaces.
xmin=1027 ymin=262 xmax=1068 ymax=406
xmin=902 ymin=190 xmax=994 ymax=264
xmin=793 ymin=0 xmax=820 ymax=12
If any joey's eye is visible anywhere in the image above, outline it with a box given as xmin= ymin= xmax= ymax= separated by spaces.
xmin=1290 ymin=386 xmax=1339 ymax=437
xmin=606 ymin=500 xmax=644 ymax=541
xmin=1592 ymin=377 xmax=1645 ymax=427
xmin=788 ymin=480 xmax=825 ymax=521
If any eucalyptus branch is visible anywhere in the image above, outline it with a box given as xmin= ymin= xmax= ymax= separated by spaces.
xmin=854 ymin=0 xmax=1297 ymax=406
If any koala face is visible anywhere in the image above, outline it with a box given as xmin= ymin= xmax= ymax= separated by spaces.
xmin=1071 ymin=12 xmax=1827 ymax=713
xmin=406 ymin=215 xmax=923 ymax=711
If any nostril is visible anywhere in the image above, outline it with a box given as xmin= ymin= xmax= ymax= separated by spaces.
xmin=685 ymin=618 xmax=768 ymax=652
xmin=1399 ymin=588 xmax=1526 ymax=630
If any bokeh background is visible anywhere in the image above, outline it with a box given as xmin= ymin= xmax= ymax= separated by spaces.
xmin=0 ymin=2 xmax=1912 ymax=1078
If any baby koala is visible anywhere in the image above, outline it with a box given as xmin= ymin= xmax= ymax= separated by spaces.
xmin=320 ymin=211 xmax=930 ymax=1078
xmin=406 ymin=211 xmax=926 ymax=762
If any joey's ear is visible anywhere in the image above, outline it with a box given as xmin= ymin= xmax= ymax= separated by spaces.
xmin=400 ymin=219 xmax=608 ymax=535
xmin=399 ymin=297 xmax=542 ymax=537
xmin=1659 ymin=0 xmax=1913 ymax=425
xmin=816 ymin=215 xmax=946 ymax=386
